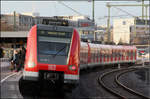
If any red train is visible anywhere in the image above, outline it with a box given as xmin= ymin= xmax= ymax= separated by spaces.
xmin=22 ymin=24 xmax=137 ymax=88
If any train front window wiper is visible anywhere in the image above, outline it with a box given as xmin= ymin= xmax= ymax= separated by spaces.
xmin=53 ymin=46 xmax=66 ymax=58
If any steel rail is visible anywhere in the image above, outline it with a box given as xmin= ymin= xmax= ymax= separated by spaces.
xmin=116 ymin=69 xmax=150 ymax=99
xmin=98 ymin=68 xmax=127 ymax=99
xmin=98 ymin=67 xmax=147 ymax=99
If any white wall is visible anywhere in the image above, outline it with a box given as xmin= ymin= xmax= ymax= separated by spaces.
xmin=113 ymin=18 xmax=134 ymax=44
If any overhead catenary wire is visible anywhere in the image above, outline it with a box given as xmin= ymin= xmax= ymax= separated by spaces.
xmin=57 ymin=1 xmax=84 ymax=16
xmin=98 ymin=15 xmax=130 ymax=20
xmin=113 ymin=6 xmax=138 ymax=18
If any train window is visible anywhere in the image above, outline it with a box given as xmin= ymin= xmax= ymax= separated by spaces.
xmin=123 ymin=21 xmax=126 ymax=25
xmin=38 ymin=42 xmax=69 ymax=56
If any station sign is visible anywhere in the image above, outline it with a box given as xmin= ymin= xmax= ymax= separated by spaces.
xmin=78 ymin=19 xmax=94 ymax=27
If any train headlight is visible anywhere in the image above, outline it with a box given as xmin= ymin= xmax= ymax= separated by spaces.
xmin=28 ymin=62 xmax=35 ymax=68
xmin=69 ymin=65 xmax=77 ymax=71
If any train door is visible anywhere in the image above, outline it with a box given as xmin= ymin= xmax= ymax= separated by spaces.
xmin=97 ymin=47 xmax=99 ymax=63
xmin=103 ymin=48 xmax=106 ymax=63
xmin=85 ymin=47 xmax=88 ymax=64
xmin=101 ymin=47 xmax=104 ymax=64
xmin=111 ymin=46 xmax=113 ymax=63
xmin=112 ymin=49 xmax=115 ymax=63
xmin=128 ymin=48 xmax=131 ymax=61
xmin=126 ymin=49 xmax=129 ymax=61
xmin=134 ymin=49 xmax=137 ymax=61
xmin=97 ymin=47 xmax=100 ymax=64
xmin=94 ymin=47 xmax=96 ymax=63
xmin=98 ymin=47 xmax=102 ymax=64
xmin=100 ymin=47 xmax=102 ymax=64
xmin=114 ymin=49 xmax=117 ymax=62
xmin=122 ymin=49 xmax=124 ymax=62
xmin=117 ymin=49 xmax=119 ymax=62
xmin=91 ymin=47 xmax=94 ymax=64
xmin=107 ymin=48 xmax=109 ymax=63
xmin=87 ymin=43 xmax=91 ymax=64
xmin=131 ymin=49 xmax=133 ymax=61
xmin=92 ymin=48 xmax=94 ymax=64
xmin=118 ymin=49 xmax=120 ymax=62
xmin=83 ymin=47 xmax=85 ymax=64
xmin=118 ymin=47 xmax=121 ymax=62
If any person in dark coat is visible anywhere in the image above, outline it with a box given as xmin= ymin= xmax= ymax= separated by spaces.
xmin=0 ymin=45 xmax=4 ymax=58
xmin=11 ymin=50 xmax=19 ymax=72
xmin=17 ymin=46 xmax=26 ymax=72
xmin=21 ymin=46 xmax=26 ymax=67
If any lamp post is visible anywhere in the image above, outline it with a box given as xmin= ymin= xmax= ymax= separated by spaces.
xmin=92 ymin=0 xmax=95 ymax=22
xmin=137 ymin=0 xmax=145 ymax=19
xmin=106 ymin=3 xmax=111 ymax=43
xmin=142 ymin=0 xmax=144 ymax=19
xmin=13 ymin=11 xmax=16 ymax=31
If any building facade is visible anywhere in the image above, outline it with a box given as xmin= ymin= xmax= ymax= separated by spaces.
xmin=113 ymin=18 xmax=150 ymax=45
xmin=130 ymin=19 xmax=150 ymax=45
xmin=113 ymin=18 xmax=134 ymax=44
xmin=1 ymin=13 xmax=33 ymax=31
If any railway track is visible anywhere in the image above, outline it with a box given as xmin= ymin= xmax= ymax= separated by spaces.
xmin=98 ymin=67 xmax=150 ymax=99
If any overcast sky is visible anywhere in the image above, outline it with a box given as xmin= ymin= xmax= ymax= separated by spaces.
xmin=1 ymin=1 xmax=149 ymax=25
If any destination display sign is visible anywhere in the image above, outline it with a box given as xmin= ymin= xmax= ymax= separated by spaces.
xmin=38 ymin=30 xmax=72 ymax=38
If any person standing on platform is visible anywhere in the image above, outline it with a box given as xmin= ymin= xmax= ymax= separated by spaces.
xmin=17 ymin=46 xmax=26 ymax=72
xmin=11 ymin=50 xmax=19 ymax=72
xmin=21 ymin=46 xmax=26 ymax=68
xmin=0 ymin=45 xmax=4 ymax=58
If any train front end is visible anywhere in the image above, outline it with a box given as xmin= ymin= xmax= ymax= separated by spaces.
xmin=23 ymin=24 xmax=80 ymax=86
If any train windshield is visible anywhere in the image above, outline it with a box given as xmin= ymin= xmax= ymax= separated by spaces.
xmin=38 ymin=36 xmax=70 ymax=55
xmin=37 ymin=30 xmax=73 ymax=65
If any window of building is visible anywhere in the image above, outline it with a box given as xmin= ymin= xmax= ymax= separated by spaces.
xmin=123 ymin=21 xmax=126 ymax=25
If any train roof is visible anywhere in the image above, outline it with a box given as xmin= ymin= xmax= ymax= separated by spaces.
xmin=81 ymin=42 xmax=137 ymax=50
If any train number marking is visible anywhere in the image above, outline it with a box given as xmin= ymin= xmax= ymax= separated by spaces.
xmin=48 ymin=64 xmax=56 ymax=70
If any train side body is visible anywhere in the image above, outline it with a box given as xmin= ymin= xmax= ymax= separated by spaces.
xmin=80 ymin=42 xmax=137 ymax=69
